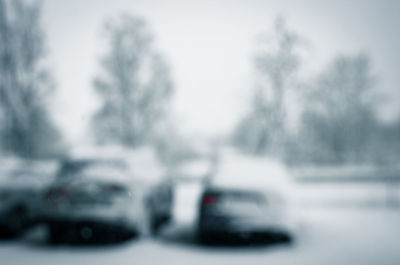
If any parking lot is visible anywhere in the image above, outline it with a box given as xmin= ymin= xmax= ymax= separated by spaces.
xmin=1 ymin=202 xmax=400 ymax=265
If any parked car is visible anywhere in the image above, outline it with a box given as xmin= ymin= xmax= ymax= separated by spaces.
xmin=42 ymin=158 xmax=146 ymax=244
xmin=146 ymin=178 xmax=174 ymax=235
xmin=116 ymin=146 xmax=174 ymax=236
xmin=0 ymin=158 xmax=57 ymax=238
xmin=197 ymin=149 xmax=295 ymax=244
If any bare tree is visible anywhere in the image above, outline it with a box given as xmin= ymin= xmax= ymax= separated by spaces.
xmin=300 ymin=53 xmax=378 ymax=164
xmin=92 ymin=15 xmax=173 ymax=147
xmin=233 ymin=17 xmax=303 ymax=156
xmin=0 ymin=0 xmax=63 ymax=158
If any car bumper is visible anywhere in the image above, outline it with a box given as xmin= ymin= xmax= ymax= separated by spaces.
xmin=199 ymin=214 xmax=294 ymax=235
xmin=41 ymin=212 xmax=139 ymax=229
xmin=45 ymin=216 xmax=136 ymax=229
xmin=45 ymin=217 xmax=139 ymax=243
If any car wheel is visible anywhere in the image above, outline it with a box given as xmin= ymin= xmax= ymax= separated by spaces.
xmin=150 ymin=216 xmax=164 ymax=236
xmin=197 ymin=225 xmax=217 ymax=245
xmin=48 ymin=228 xmax=61 ymax=244
xmin=0 ymin=225 xmax=20 ymax=239
xmin=279 ymin=233 xmax=293 ymax=244
xmin=119 ymin=227 xmax=138 ymax=241
xmin=48 ymin=223 xmax=72 ymax=244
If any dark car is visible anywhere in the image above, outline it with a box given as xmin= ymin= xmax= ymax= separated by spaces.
xmin=197 ymin=150 xmax=295 ymax=244
xmin=42 ymin=159 xmax=146 ymax=244
xmin=0 ymin=158 xmax=56 ymax=238
xmin=198 ymin=187 xmax=293 ymax=244
xmin=146 ymin=178 xmax=174 ymax=235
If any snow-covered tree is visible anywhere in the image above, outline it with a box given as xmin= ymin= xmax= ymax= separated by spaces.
xmin=0 ymin=0 xmax=63 ymax=158
xmin=233 ymin=17 xmax=303 ymax=156
xmin=300 ymin=54 xmax=378 ymax=164
xmin=92 ymin=15 xmax=173 ymax=147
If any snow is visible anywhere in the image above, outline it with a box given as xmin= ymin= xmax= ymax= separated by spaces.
xmin=211 ymin=149 xmax=294 ymax=197
xmin=1 ymin=207 xmax=400 ymax=265
xmin=172 ymin=182 xmax=203 ymax=224
xmin=173 ymin=159 xmax=212 ymax=181
xmin=1 ymin=150 xmax=400 ymax=264
xmin=291 ymin=165 xmax=400 ymax=181
xmin=70 ymin=145 xmax=166 ymax=183
xmin=0 ymin=157 xmax=58 ymax=190
xmin=74 ymin=166 xmax=129 ymax=184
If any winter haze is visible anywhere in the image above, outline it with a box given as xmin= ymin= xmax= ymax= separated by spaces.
xmin=1 ymin=1 xmax=400 ymax=265
xmin=43 ymin=0 xmax=400 ymax=143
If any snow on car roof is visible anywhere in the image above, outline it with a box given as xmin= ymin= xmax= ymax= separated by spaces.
xmin=174 ymin=159 xmax=212 ymax=180
xmin=78 ymin=163 xmax=129 ymax=183
xmin=210 ymin=148 xmax=293 ymax=192
xmin=70 ymin=145 xmax=165 ymax=183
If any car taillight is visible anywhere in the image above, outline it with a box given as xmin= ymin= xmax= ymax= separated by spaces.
xmin=202 ymin=196 xmax=218 ymax=205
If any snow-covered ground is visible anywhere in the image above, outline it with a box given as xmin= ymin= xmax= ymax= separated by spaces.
xmin=1 ymin=179 xmax=400 ymax=265
xmin=2 ymin=151 xmax=400 ymax=264
xmin=1 ymin=206 xmax=399 ymax=265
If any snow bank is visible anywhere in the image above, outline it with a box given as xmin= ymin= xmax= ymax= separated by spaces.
xmin=291 ymin=165 xmax=400 ymax=182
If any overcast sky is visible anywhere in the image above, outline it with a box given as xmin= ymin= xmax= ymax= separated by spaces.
xmin=41 ymin=0 xmax=400 ymax=144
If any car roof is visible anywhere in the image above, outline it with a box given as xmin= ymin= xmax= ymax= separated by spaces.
xmin=56 ymin=158 xmax=130 ymax=183
xmin=69 ymin=145 xmax=166 ymax=183
xmin=209 ymin=150 xmax=293 ymax=193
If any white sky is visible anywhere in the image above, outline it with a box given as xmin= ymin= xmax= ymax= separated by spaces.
xmin=41 ymin=0 xmax=400 ymax=145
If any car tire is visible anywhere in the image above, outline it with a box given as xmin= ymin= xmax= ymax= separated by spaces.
xmin=48 ymin=223 xmax=72 ymax=244
xmin=0 ymin=225 xmax=20 ymax=239
xmin=149 ymin=216 xmax=164 ymax=236
xmin=197 ymin=225 xmax=216 ymax=245
xmin=279 ymin=233 xmax=293 ymax=244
